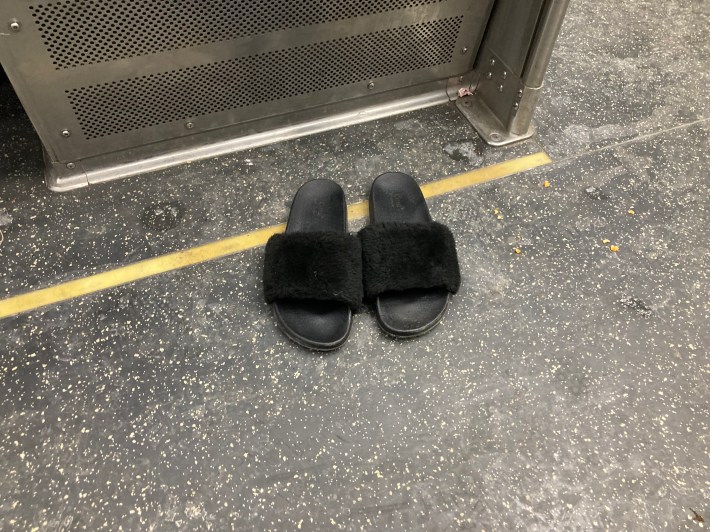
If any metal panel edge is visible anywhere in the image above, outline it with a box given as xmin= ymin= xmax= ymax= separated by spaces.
xmin=46 ymin=85 xmax=450 ymax=192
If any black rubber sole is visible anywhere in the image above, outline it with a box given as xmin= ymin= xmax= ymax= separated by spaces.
xmin=368 ymin=172 xmax=451 ymax=337
xmin=271 ymin=180 xmax=353 ymax=351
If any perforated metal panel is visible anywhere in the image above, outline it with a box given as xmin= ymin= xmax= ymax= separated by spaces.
xmin=30 ymin=0 xmax=447 ymax=69
xmin=0 ymin=0 xmax=493 ymax=169
xmin=67 ymin=17 xmax=463 ymax=139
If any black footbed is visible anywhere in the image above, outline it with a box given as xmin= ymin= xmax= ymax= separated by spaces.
xmin=263 ymin=180 xmax=358 ymax=351
xmin=362 ymin=172 xmax=460 ymax=338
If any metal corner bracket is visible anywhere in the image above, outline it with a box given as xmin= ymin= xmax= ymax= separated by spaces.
xmin=454 ymin=92 xmax=535 ymax=147
xmin=447 ymin=72 xmax=535 ymax=146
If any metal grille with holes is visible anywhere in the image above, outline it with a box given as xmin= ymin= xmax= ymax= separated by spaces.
xmin=30 ymin=0 xmax=447 ymax=70
xmin=66 ymin=17 xmax=464 ymax=140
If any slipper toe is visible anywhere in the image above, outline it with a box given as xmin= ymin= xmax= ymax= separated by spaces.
xmin=273 ymin=299 xmax=352 ymax=350
xmin=376 ymin=288 xmax=449 ymax=338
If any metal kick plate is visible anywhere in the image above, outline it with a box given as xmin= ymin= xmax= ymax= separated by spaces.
xmin=0 ymin=0 xmax=493 ymax=164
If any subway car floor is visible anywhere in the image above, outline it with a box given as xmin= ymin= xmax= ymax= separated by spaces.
xmin=1 ymin=0 xmax=709 ymax=530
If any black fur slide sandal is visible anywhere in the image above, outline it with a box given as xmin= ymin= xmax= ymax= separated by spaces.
xmin=359 ymin=173 xmax=461 ymax=338
xmin=263 ymin=180 xmax=363 ymax=351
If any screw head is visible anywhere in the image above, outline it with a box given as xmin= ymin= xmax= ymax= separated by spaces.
xmin=61 ymin=129 xmax=71 ymax=138
xmin=367 ymin=82 xmax=375 ymax=90
xmin=489 ymin=58 xmax=496 ymax=66
xmin=9 ymin=21 xmax=20 ymax=32
xmin=185 ymin=122 xmax=194 ymax=129
xmin=461 ymin=47 xmax=468 ymax=55
xmin=66 ymin=162 xmax=76 ymax=169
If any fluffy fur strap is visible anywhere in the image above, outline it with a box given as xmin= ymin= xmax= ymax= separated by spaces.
xmin=358 ymin=222 xmax=461 ymax=299
xmin=263 ymin=232 xmax=363 ymax=310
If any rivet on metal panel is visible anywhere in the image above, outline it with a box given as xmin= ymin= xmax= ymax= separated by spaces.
xmin=517 ymin=89 xmax=524 ymax=98
xmin=367 ymin=82 xmax=375 ymax=90
xmin=489 ymin=58 xmax=496 ymax=66
xmin=461 ymin=47 xmax=468 ymax=54
xmin=502 ymin=71 xmax=508 ymax=79
xmin=458 ymin=76 xmax=464 ymax=82
xmin=485 ymin=72 xmax=492 ymax=80
xmin=513 ymin=102 xmax=520 ymax=110
xmin=498 ymin=84 xmax=504 ymax=93
xmin=185 ymin=122 xmax=194 ymax=129
xmin=9 ymin=20 xmax=20 ymax=32
xmin=66 ymin=162 xmax=76 ymax=169
xmin=61 ymin=129 xmax=71 ymax=138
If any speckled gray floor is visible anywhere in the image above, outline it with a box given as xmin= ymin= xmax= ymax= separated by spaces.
xmin=1 ymin=0 xmax=709 ymax=530
xmin=536 ymin=0 xmax=710 ymax=160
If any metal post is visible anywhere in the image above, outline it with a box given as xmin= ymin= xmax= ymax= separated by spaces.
xmin=523 ymin=0 xmax=571 ymax=89
xmin=455 ymin=0 xmax=571 ymax=145
xmin=509 ymin=0 xmax=571 ymax=136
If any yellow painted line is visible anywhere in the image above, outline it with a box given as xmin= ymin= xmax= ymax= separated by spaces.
xmin=346 ymin=200 xmax=370 ymax=220
xmin=420 ymin=151 xmax=552 ymax=198
xmin=0 ymin=223 xmax=284 ymax=320
xmin=0 ymin=152 xmax=551 ymax=319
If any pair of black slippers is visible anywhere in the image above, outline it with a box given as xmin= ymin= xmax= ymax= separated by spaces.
xmin=263 ymin=172 xmax=461 ymax=351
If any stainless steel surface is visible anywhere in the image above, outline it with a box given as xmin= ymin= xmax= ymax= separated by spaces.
xmin=46 ymin=85 xmax=450 ymax=191
xmin=445 ymin=72 xmax=478 ymax=101
xmin=458 ymin=0 xmax=569 ymax=146
xmin=472 ymin=47 xmax=526 ymax=131
xmin=455 ymin=95 xmax=534 ymax=146
xmin=509 ymin=0 xmax=570 ymax=136
xmin=27 ymin=0 xmax=462 ymax=70
xmin=510 ymin=86 xmax=543 ymax=136
xmin=63 ymin=15 xmax=465 ymax=147
xmin=0 ymin=0 xmax=492 ymax=168
xmin=478 ymin=0 xmax=546 ymax=78
xmin=1 ymin=0 xmax=568 ymax=188
xmin=522 ymin=0 xmax=572 ymax=88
